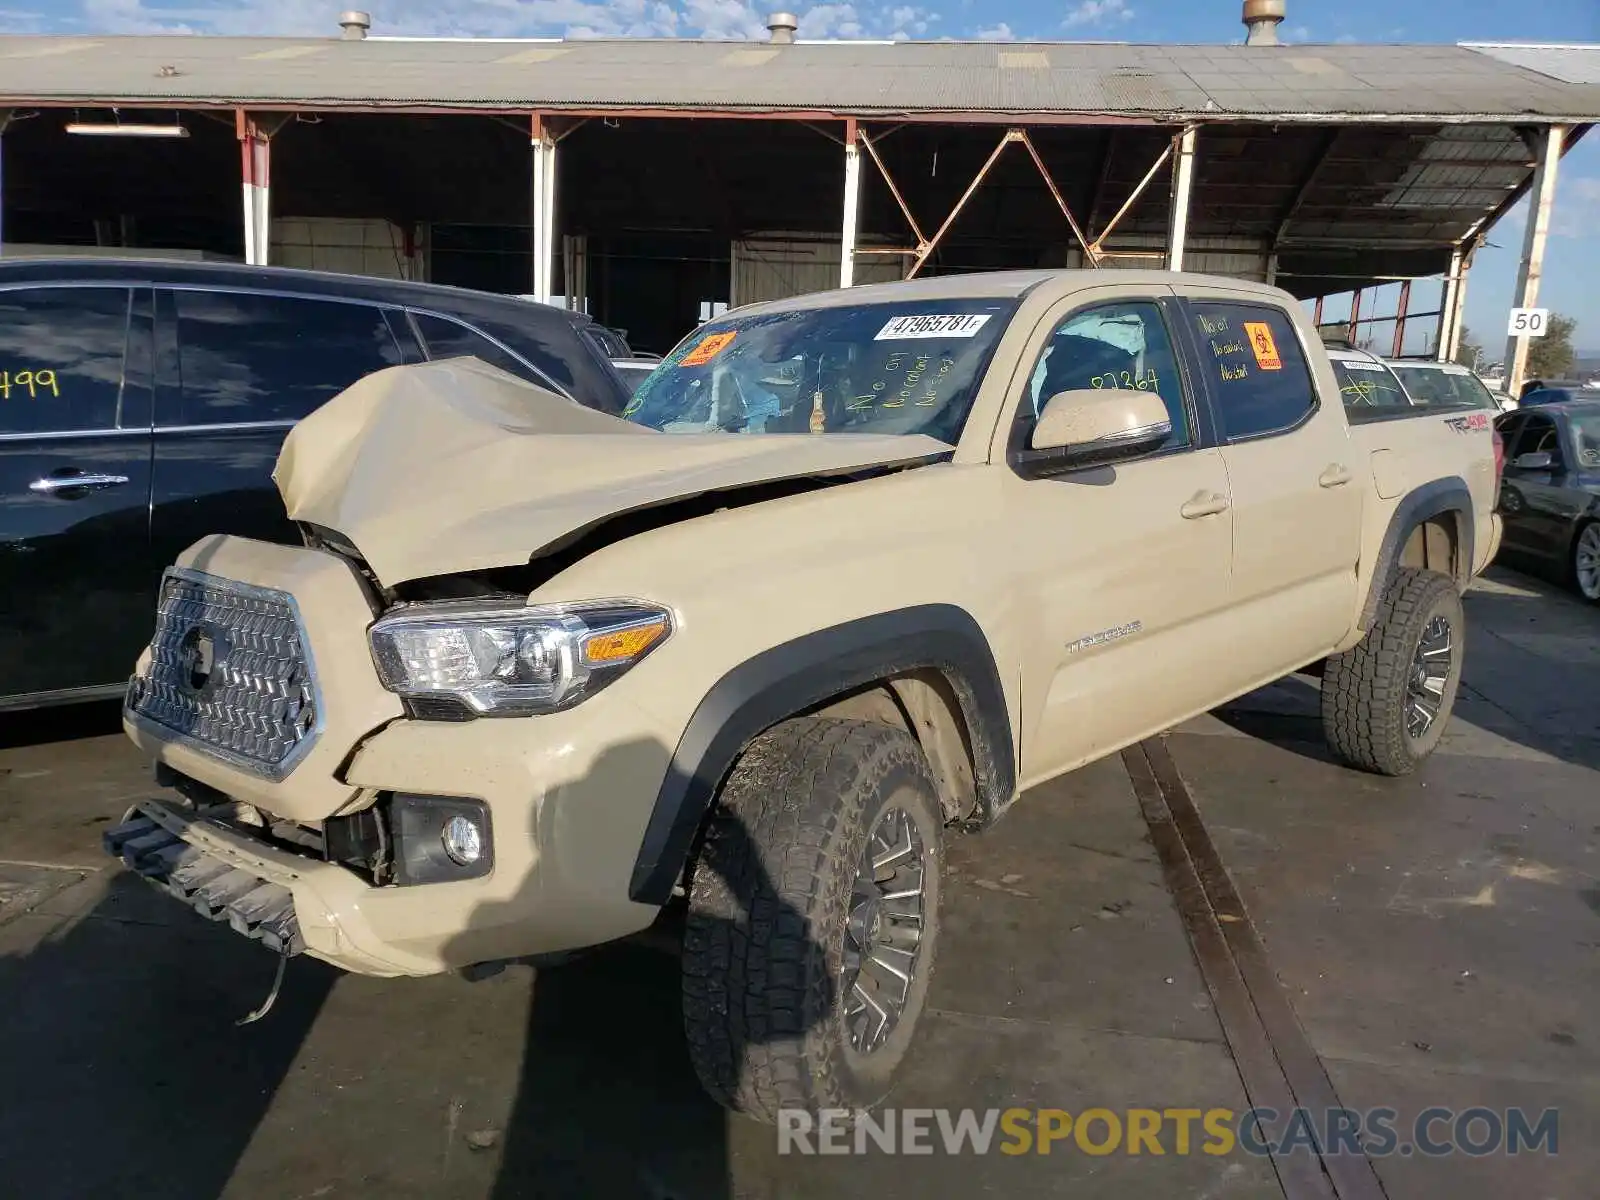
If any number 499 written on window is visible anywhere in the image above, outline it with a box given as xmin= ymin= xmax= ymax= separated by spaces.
xmin=0 ymin=369 xmax=61 ymax=399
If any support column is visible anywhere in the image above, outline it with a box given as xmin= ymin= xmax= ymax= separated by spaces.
xmin=1165 ymin=126 xmax=1197 ymax=272
xmin=1391 ymin=280 xmax=1411 ymax=358
xmin=839 ymin=118 xmax=861 ymax=289
xmin=1435 ymin=246 xmax=1463 ymax=362
xmin=1504 ymin=125 xmax=1566 ymax=398
xmin=236 ymin=110 xmax=273 ymax=267
xmin=530 ymin=113 xmax=557 ymax=306
xmin=1448 ymin=242 xmax=1478 ymax=364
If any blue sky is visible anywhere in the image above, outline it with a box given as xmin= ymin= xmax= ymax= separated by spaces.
xmin=4 ymin=0 xmax=1598 ymax=351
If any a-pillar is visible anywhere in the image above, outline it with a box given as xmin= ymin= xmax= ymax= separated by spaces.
xmin=839 ymin=118 xmax=861 ymax=289
xmin=1503 ymin=125 xmax=1567 ymax=397
xmin=1166 ymin=126 xmax=1197 ymax=272
xmin=531 ymin=113 xmax=557 ymax=306
xmin=236 ymin=110 xmax=274 ymax=266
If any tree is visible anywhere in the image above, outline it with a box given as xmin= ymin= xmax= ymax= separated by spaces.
xmin=1453 ymin=325 xmax=1484 ymax=370
xmin=1526 ymin=313 xmax=1577 ymax=380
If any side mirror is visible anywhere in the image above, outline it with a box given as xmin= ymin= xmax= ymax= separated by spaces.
xmin=1512 ymin=451 xmax=1554 ymax=471
xmin=1031 ymin=388 xmax=1172 ymax=465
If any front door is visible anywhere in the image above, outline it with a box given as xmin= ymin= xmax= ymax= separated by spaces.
xmin=996 ymin=288 xmax=1236 ymax=785
xmin=1175 ymin=290 xmax=1363 ymax=683
xmin=0 ymin=284 xmax=156 ymax=702
xmin=1498 ymin=411 xmax=1576 ymax=562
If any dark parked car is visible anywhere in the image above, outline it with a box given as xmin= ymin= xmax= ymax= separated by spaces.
xmin=0 ymin=259 xmax=633 ymax=709
xmin=1493 ymin=400 xmax=1600 ymax=603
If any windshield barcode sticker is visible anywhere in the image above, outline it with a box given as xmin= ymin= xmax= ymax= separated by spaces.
xmin=874 ymin=314 xmax=992 ymax=341
xmin=1341 ymin=360 xmax=1386 ymax=371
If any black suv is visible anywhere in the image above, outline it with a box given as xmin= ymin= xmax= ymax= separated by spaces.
xmin=0 ymin=259 xmax=633 ymax=710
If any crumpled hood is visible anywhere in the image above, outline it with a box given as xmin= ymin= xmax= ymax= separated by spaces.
xmin=275 ymin=358 xmax=952 ymax=586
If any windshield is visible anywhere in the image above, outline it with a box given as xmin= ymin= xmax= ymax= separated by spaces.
xmin=622 ymin=299 xmax=1017 ymax=440
xmin=1391 ymin=364 xmax=1499 ymax=411
xmin=1331 ymin=358 xmax=1411 ymax=420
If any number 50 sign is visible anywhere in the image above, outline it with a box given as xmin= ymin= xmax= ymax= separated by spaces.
xmin=1507 ymin=308 xmax=1549 ymax=337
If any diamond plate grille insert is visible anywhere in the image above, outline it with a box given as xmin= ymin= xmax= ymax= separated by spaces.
xmin=127 ymin=571 xmax=319 ymax=775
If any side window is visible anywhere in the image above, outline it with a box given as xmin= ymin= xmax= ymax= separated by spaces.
xmin=1331 ymin=358 xmax=1410 ymax=420
xmin=1188 ymin=302 xmax=1316 ymax=441
xmin=172 ymin=291 xmax=403 ymax=425
xmin=0 ymin=287 xmax=132 ymax=435
xmin=1023 ymin=301 xmax=1191 ymax=450
xmin=411 ymin=313 xmax=556 ymax=391
xmin=1511 ymin=416 xmax=1561 ymax=463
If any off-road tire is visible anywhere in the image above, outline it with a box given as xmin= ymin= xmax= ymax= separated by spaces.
xmin=682 ymin=715 xmax=943 ymax=1124
xmin=1321 ymin=567 xmax=1465 ymax=776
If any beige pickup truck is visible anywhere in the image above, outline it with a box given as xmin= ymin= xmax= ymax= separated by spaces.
xmin=108 ymin=270 xmax=1501 ymax=1122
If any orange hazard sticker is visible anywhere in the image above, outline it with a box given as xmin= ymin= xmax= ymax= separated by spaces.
xmin=679 ymin=331 xmax=736 ymax=367
xmin=1242 ymin=322 xmax=1283 ymax=371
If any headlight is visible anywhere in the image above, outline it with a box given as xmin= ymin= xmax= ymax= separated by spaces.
xmin=369 ymin=600 xmax=672 ymax=717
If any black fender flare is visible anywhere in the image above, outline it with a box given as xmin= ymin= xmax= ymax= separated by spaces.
xmin=627 ymin=604 xmax=1016 ymax=906
xmin=1358 ymin=477 xmax=1475 ymax=632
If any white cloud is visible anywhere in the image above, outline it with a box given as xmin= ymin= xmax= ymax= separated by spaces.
xmin=1061 ymin=0 xmax=1133 ymax=30
xmin=974 ymin=21 xmax=1012 ymax=40
xmin=68 ymin=0 xmax=943 ymax=40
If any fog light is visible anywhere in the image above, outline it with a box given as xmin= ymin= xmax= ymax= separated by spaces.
xmin=442 ymin=815 xmax=483 ymax=866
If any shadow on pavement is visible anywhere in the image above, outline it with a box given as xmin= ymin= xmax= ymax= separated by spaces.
xmin=465 ymin=737 xmax=833 ymax=1200
xmin=0 ymin=872 xmax=337 ymax=1200
xmin=0 ymin=697 xmax=125 ymax=750
xmin=1206 ymin=673 xmax=1342 ymax=766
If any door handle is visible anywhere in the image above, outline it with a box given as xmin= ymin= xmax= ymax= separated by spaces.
xmin=1319 ymin=463 xmax=1354 ymax=488
xmin=1180 ymin=490 xmax=1230 ymax=519
xmin=29 ymin=472 xmax=131 ymax=494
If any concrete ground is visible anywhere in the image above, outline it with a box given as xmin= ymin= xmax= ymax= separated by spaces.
xmin=0 ymin=565 xmax=1595 ymax=1200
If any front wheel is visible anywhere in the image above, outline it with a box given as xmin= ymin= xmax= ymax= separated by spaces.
xmin=681 ymin=716 xmax=943 ymax=1124
xmin=1321 ymin=568 xmax=1465 ymax=776
xmin=1572 ymin=522 xmax=1600 ymax=603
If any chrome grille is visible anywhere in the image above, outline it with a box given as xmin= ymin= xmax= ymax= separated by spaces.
xmin=126 ymin=569 xmax=320 ymax=778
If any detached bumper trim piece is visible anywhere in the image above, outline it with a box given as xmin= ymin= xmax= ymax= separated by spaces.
xmin=103 ymin=809 xmax=305 ymax=956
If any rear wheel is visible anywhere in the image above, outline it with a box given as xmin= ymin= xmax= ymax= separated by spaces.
xmin=1572 ymin=522 xmax=1600 ymax=603
xmin=681 ymin=716 xmax=942 ymax=1124
xmin=1321 ymin=568 xmax=1465 ymax=776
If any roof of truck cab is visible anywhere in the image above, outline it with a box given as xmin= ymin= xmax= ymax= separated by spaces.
xmin=732 ymin=269 xmax=1291 ymax=316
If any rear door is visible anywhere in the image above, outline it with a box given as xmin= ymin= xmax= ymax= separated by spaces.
xmin=1176 ymin=291 xmax=1363 ymax=680
xmin=0 ymin=283 xmax=157 ymax=701
xmin=151 ymin=287 xmax=406 ymax=569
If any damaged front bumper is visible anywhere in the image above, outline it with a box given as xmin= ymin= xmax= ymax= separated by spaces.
xmin=104 ymin=803 xmax=303 ymax=956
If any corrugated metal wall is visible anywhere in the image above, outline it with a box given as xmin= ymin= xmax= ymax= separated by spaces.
xmin=732 ymin=236 xmax=905 ymax=306
xmin=271 ymin=217 xmax=428 ymax=280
